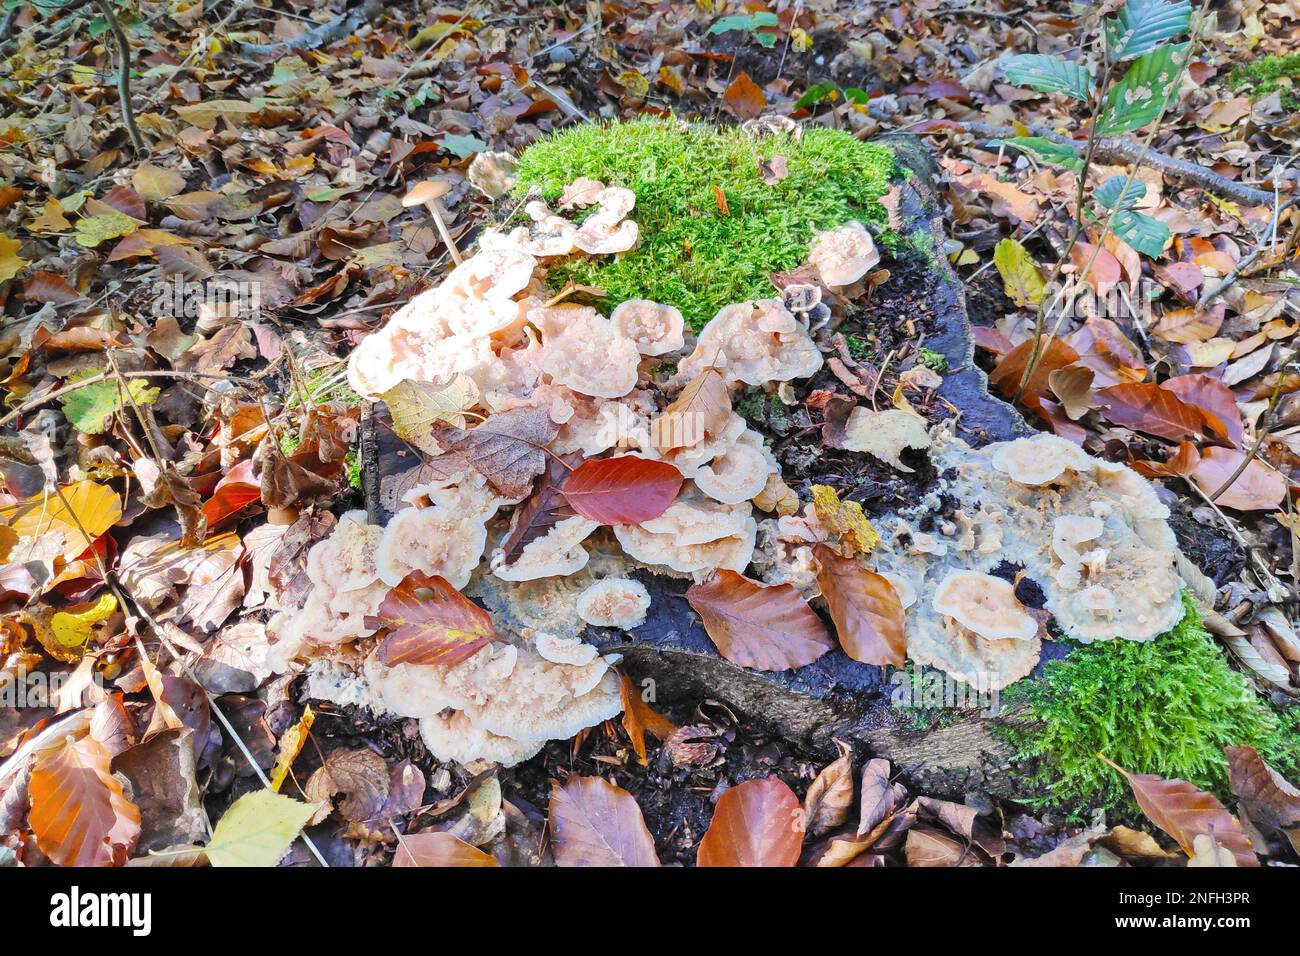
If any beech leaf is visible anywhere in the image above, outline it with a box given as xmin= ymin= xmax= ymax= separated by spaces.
xmin=561 ymin=455 xmax=683 ymax=525
xmin=29 ymin=734 xmax=141 ymax=867
xmin=1191 ymin=447 xmax=1286 ymax=511
xmin=651 ymin=364 xmax=730 ymax=451
xmin=368 ymin=571 xmax=499 ymax=666
xmin=1096 ymin=381 xmax=1206 ymax=441
xmin=813 ymin=545 xmax=906 ymax=667
xmin=1101 ymin=755 xmax=1259 ymax=867
xmin=393 ymin=831 xmax=499 ymax=867
xmin=697 ymin=776 xmax=803 ymax=867
xmin=548 ymin=776 xmax=660 ymax=867
xmin=687 ymin=569 xmax=835 ymax=671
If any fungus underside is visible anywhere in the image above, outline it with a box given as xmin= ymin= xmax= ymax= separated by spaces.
xmin=1000 ymin=593 xmax=1300 ymax=814
xmin=512 ymin=117 xmax=898 ymax=329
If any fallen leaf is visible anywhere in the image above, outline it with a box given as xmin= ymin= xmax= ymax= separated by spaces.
xmin=204 ymin=789 xmax=318 ymax=867
xmin=814 ymin=545 xmax=906 ymax=667
xmin=369 ymin=571 xmax=499 ymax=666
xmin=1191 ymin=447 xmax=1286 ymax=511
xmin=722 ymin=72 xmax=766 ymax=120
xmin=839 ymin=406 xmax=930 ymax=472
xmin=1097 ymin=381 xmax=1206 ymax=440
xmin=432 ymin=406 xmax=560 ymax=499
xmin=803 ymin=742 xmax=855 ymax=837
xmin=651 ymin=365 xmax=730 ymax=451
xmin=1160 ymin=373 xmax=1243 ymax=446
xmin=270 ymin=706 xmax=314 ymax=792
xmin=393 ymin=831 xmax=499 ymax=867
xmin=1226 ymin=745 xmax=1300 ymax=854
xmin=619 ymin=671 xmax=676 ymax=765
xmin=132 ymin=163 xmax=188 ymax=202
xmin=0 ymin=234 xmax=29 ymax=282
xmin=810 ymin=484 xmax=880 ymax=554
xmin=993 ymin=237 xmax=1046 ymax=308
xmin=381 ymin=375 xmax=480 ymax=454
xmin=687 ymin=569 xmax=835 ymax=671
xmin=549 ymin=776 xmax=660 ymax=867
xmin=29 ymin=734 xmax=141 ymax=866
xmin=1101 ymin=756 xmax=1258 ymax=867
xmin=697 ymin=776 xmax=803 ymax=867
xmin=562 ymin=455 xmax=683 ymax=525
xmin=1048 ymin=364 xmax=1096 ymax=419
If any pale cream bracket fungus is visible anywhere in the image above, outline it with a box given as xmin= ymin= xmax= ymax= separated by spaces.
xmin=614 ymin=496 xmax=758 ymax=577
xmin=807 ymin=221 xmax=879 ymax=288
xmin=609 ymin=299 xmax=686 ymax=356
xmin=932 ymin=571 xmax=1038 ymax=642
xmin=1051 ymin=515 xmax=1105 ymax=573
xmin=677 ymin=299 xmax=823 ymax=387
xmin=533 ymin=630 xmax=601 ymax=665
xmin=364 ymin=637 xmax=622 ymax=767
xmin=991 ymin=434 xmax=1093 ymax=486
xmin=532 ymin=304 xmax=641 ymax=399
xmin=692 ymin=428 xmax=779 ymax=505
xmin=575 ymin=578 xmax=652 ymax=630
xmin=375 ymin=479 xmax=506 ymax=589
xmin=572 ymin=186 xmax=639 ymax=256
xmin=403 ymin=179 xmax=463 ymax=266
xmin=491 ymin=515 xmax=600 ymax=582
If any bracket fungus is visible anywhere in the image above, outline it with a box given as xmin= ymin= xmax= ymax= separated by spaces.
xmin=677 ymin=299 xmax=823 ymax=387
xmin=575 ymin=577 xmax=652 ymax=630
xmin=806 ymin=221 xmax=880 ymax=288
xmin=609 ymin=299 xmax=686 ymax=356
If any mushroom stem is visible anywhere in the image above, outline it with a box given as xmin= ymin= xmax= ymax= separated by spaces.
xmin=427 ymin=199 xmax=463 ymax=265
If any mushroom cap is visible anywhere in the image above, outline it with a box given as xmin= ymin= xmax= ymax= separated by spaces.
xmin=1051 ymin=514 xmax=1104 ymax=566
xmin=692 ymin=431 xmax=777 ymax=505
xmin=609 ymin=299 xmax=685 ymax=356
xmin=807 ymin=221 xmax=880 ymax=287
xmin=403 ymin=179 xmax=453 ymax=206
xmin=990 ymin=434 xmax=1092 ymax=486
xmin=574 ymin=578 xmax=652 ymax=630
xmin=533 ymin=631 xmax=601 ymax=665
xmin=418 ymin=712 xmax=544 ymax=767
xmin=931 ymin=570 xmax=1038 ymax=642
xmin=573 ymin=217 xmax=639 ymax=255
xmin=374 ymin=500 xmax=494 ymax=589
xmin=677 ymin=299 xmax=823 ymax=387
xmin=534 ymin=305 xmax=641 ymax=399
xmin=592 ymin=186 xmax=636 ymax=221
xmin=492 ymin=515 xmax=599 ymax=582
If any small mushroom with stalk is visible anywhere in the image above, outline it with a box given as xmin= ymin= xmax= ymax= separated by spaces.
xmin=403 ymin=179 xmax=463 ymax=266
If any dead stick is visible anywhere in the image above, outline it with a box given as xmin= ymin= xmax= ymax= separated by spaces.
xmin=93 ymin=0 xmax=144 ymax=152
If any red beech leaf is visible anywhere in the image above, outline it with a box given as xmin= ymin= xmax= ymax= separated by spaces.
xmin=20 ymin=270 xmax=83 ymax=304
xmin=813 ymin=545 xmax=906 ymax=667
xmin=1160 ymin=373 xmax=1243 ymax=447
xmin=548 ymin=776 xmax=660 ymax=867
xmin=686 ymin=569 xmax=834 ymax=671
xmin=29 ymin=734 xmax=141 ymax=866
xmin=1097 ymin=381 xmax=1206 ymax=441
xmin=393 ymin=831 xmax=499 ymax=867
xmin=1101 ymin=756 xmax=1259 ymax=867
xmin=368 ymin=571 xmax=498 ymax=666
xmin=561 ymin=455 xmax=683 ymax=525
xmin=722 ymin=71 xmax=766 ymax=121
xmin=697 ymin=776 xmax=804 ymax=867
xmin=201 ymin=458 xmax=260 ymax=527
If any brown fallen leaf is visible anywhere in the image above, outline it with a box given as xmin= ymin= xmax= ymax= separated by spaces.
xmin=1191 ymin=447 xmax=1286 ymax=511
xmin=1225 ymin=745 xmax=1300 ymax=855
xmin=803 ymin=741 xmax=855 ymax=838
xmin=651 ymin=364 xmax=730 ymax=451
xmin=1096 ymin=381 xmax=1206 ymax=441
xmin=687 ymin=569 xmax=835 ymax=671
xmin=619 ymin=672 xmax=676 ymax=765
xmin=1101 ymin=756 xmax=1259 ymax=867
xmin=393 ymin=831 xmax=499 ymax=867
xmin=697 ymin=776 xmax=803 ymax=867
xmin=905 ymin=826 xmax=971 ymax=866
xmin=722 ymin=72 xmax=766 ymax=121
xmin=368 ymin=571 xmax=499 ymax=666
xmin=1160 ymin=373 xmax=1243 ymax=446
xmin=813 ymin=545 xmax=905 ymax=667
xmin=989 ymin=336 xmax=1080 ymax=415
xmin=432 ymin=406 xmax=560 ymax=499
xmin=548 ymin=776 xmax=660 ymax=867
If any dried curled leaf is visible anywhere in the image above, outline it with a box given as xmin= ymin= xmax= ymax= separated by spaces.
xmin=687 ymin=569 xmax=834 ymax=671
xmin=651 ymin=365 xmax=730 ymax=451
xmin=810 ymin=484 xmax=879 ymax=554
xmin=432 ymin=406 xmax=560 ymax=499
xmin=1101 ymin=756 xmax=1258 ymax=867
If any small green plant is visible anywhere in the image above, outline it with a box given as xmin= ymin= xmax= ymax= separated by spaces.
xmin=513 ymin=117 xmax=896 ymax=329
xmin=919 ymin=348 xmax=948 ymax=372
xmin=997 ymin=0 xmax=1196 ymax=256
xmin=1229 ymin=54 xmax=1300 ymax=112
xmin=706 ymin=11 xmax=779 ymax=48
xmin=1001 ymin=593 xmax=1300 ymax=813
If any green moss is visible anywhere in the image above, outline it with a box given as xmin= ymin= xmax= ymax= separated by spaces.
xmin=1001 ymin=593 xmax=1300 ymax=813
xmin=513 ymin=117 xmax=897 ymax=328
xmin=1229 ymin=54 xmax=1300 ymax=111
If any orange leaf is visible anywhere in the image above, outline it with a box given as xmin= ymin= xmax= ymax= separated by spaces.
xmin=561 ymin=455 xmax=683 ymax=525
xmin=813 ymin=545 xmax=905 ymax=667
xmin=1161 ymin=373 xmax=1243 ymax=446
xmin=549 ymin=776 xmax=660 ymax=867
xmin=1101 ymin=756 xmax=1259 ymax=867
xmin=29 ymin=735 xmax=141 ymax=866
xmin=722 ymin=72 xmax=766 ymax=121
xmin=201 ymin=458 xmax=260 ymax=527
xmin=368 ymin=571 xmax=498 ymax=666
xmin=988 ymin=335 xmax=1079 ymax=414
xmin=687 ymin=569 xmax=834 ymax=671
xmin=393 ymin=832 xmax=499 ymax=867
xmin=619 ymin=672 xmax=675 ymax=765
xmin=697 ymin=776 xmax=803 ymax=867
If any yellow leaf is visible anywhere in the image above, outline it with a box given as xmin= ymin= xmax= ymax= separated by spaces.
xmin=790 ymin=27 xmax=812 ymax=52
xmin=0 ymin=234 xmax=28 ymax=282
xmin=132 ymin=163 xmax=188 ymax=201
xmin=811 ymin=484 xmax=880 ymax=555
xmin=270 ymin=706 xmax=315 ymax=792
xmin=616 ymin=70 xmax=650 ymax=98
xmin=75 ymin=211 xmax=138 ymax=248
xmin=0 ymin=480 xmax=123 ymax=562
xmin=49 ymin=593 xmax=118 ymax=658
xmin=381 ymin=375 xmax=480 ymax=454
xmin=173 ymin=99 xmax=259 ymax=130
xmin=993 ymin=237 xmax=1046 ymax=308
xmin=27 ymin=199 xmax=72 ymax=234
xmin=205 ymin=790 xmax=318 ymax=867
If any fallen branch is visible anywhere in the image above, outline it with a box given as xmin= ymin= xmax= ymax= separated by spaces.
xmin=93 ymin=0 xmax=145 ymax=152
xmin=953 ymin=121 xmax=1276 ymax=208
xmin=235 ymin=0 xmax=383 ymax=56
